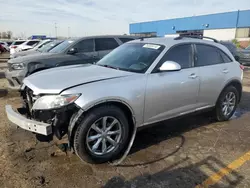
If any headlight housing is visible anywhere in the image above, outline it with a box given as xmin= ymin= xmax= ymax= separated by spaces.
xmin=32 ymin=94 xmax=81 ymax=110
xmin=11 ymin=63 xmax=24 ymax=70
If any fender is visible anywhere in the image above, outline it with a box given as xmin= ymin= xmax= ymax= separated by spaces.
xmin=67 ymin=100 xmax=137 ymax=165
xmin=217 ymin=78 xmax=242 ymax=103
xmin=27 ymin=62 xmax=51 ymax=76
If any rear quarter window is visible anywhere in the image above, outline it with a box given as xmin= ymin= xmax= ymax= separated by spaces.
xmin=13 ymin=41 xmax=25 ymax=45
xmin=195 ymin=44 xmax=225 ymax=66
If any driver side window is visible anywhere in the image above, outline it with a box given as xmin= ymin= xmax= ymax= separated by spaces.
xmin=74 ymin=39 xmax=94 ymax=53
xmin=159 ymin=44 xmax=193 ymax=69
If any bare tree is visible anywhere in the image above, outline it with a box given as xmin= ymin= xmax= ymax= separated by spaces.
xmin=1 ymin=32 xmax=7 ymax=39
xmin=7 ymin=31 xmax=13 ymax=39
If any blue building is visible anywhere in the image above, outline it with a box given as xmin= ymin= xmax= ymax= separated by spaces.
xmin=129 ymin=10 xmax=250 ymax=42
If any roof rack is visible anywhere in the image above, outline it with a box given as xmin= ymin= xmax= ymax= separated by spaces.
xmin=174 ymin=35 xmax=218 ymax=43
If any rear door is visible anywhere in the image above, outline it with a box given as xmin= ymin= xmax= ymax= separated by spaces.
xmin=194 ymin=44 xmax=230 ymax=107
xmin=95 ymin=38 xmax=119 ymax=60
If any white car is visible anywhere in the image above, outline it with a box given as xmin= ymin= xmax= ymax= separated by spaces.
xmin=10 ymin=40 xmax=27 ymax=54
xmin=15 ymin=40 xmax=41 ymax=53
xmin=10 ymin=39 xmax=52 ymax=59
xmin=0 ymin=41 xmax=10 ymax=51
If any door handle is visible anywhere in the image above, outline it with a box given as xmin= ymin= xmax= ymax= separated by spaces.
xmin=189 ymin=73 xmax=198 ymax=79
xmin=222 ymin=69 xmax=229 ymax=74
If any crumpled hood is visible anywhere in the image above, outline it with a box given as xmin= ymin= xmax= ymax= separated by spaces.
xmin=8 ymin=53 xmax=57 ymax=64
xmin=23 ymin=64 xmax=135 ymax=94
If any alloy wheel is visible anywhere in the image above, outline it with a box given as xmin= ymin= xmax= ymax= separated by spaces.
xmin=86 ymin=116 xmax=122 ymax=155
xmin=222 ymin=92 xmax=236 ymax=116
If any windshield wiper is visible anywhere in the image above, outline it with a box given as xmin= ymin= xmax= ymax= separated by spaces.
xmin=97 ymin=64 xmax=119 ymax=70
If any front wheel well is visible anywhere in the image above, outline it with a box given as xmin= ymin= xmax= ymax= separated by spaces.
xmin=69 ymin=101 xmax=135 ymax=149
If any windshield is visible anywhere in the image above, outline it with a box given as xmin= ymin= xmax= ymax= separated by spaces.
xmin=246 ymin=45 xmax=250 ymax=50
xmin=49 ymin=39 xmax=76 ymax=53
xmin=34 ymin=40 xmax=48 ymax=49
xmin=37 ymin=41 xmax=53 ymax=52
xmin=96 ymin=43 xmax=164 ymax=73
xmin=41 ymin=41 xmax=62 ymax=52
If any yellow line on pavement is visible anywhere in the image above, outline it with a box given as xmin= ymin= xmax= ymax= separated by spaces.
xmin=195 ymin=151 xmax=250 ymax=188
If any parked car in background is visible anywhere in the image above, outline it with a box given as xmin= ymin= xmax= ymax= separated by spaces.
xmin=0 ymin=44 xmax=7 ymax=53
xmin=14 ymin=40 xmax=41 ymax=53
xmin=220 ymin=41 xmax=240 ymax=61
xmin=237 ymin=45 xmax=250 ymax=66
xmin=6 ymin=41 xmax=14 ymax=46
xmin=5 ymin=36 xmax=243 ymax=164
xmin=10 ymin=39 xmax=58 ymax=59
xmin=0 ymin=41 xmax=10 ymax=51
xmin=10 ymin=40 xmax=26 ymax=54
xmin=5 ymin=35 xmax=138 ymax=89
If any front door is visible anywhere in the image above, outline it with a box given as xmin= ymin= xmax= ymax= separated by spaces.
xmin=74 ymin=39 xmax=99 ymax=64
xmin=144 ymin=44 xmax=200 ymax=125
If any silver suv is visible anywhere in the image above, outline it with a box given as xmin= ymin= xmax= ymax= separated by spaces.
xmin=5 ymin=36 xmax=244 ymax=164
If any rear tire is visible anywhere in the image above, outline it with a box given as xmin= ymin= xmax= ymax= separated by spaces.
xmin=73 ymin=105 xmax=129 ymax=164
xmin=215 ymin=86 xmax=239 ymax=121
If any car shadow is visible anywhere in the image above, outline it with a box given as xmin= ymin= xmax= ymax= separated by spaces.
xmin=0 ymin=89 xmax=8 ymax=97
xmin=103 ymin=156 xmax=244 ymax=188
xmin=119 ymin=89 xmax=250 ymax=167
xmin=0 ymin=71 xmax=5 ymax=79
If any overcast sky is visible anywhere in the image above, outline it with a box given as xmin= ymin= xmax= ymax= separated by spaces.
xmin=1 ymin=0 xmax=250 ymax=38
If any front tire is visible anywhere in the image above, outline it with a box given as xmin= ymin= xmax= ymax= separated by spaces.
xmin=215 ymin=86 xmax=239 ymax=121
xmin=73 ymin=105 xmax=129 ymax=164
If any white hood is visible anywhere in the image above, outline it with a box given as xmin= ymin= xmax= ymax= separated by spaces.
xmin=23 ymin=64 xmax=135 ymax=94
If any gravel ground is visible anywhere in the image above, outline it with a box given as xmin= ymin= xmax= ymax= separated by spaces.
xmin=0 ymin=55 xmax=250 ymax=187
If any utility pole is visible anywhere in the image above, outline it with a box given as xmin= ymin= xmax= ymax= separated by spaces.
xmin=68 ymin=27 xmax=70 ymax=38
xmin=55 ymin=23 xmax=57 ymax=38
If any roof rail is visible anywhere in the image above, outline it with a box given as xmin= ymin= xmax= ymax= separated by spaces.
xmin=174 ymin=35 xmax=218 ymax=43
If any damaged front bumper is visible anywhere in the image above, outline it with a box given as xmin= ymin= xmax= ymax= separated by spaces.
xmin=5 ymin=105 xmax=52 ymax=135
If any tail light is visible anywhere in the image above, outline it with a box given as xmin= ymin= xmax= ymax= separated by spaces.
xmin=11 ymin=46 xmax=17 ymax=49
xmin=240 ymin=65 xmax=244 ymax=70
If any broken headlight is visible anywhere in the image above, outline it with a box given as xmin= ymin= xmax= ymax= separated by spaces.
xmin=32 ymin=94 xmax=81 ymax=110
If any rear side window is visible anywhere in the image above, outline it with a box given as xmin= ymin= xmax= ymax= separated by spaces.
xmin=75 ymin=39 xmax=94 ymax=52
xmin=159 ymin=44 xmax=193 ymax=69
xmin=13 ymin=41 xmax=25 ymax=45
xmin=95 ymin=38 xmax=119 ymax=51
xmin=220 ymin=51 xmax=232 ymax=63
xmin=195 ymin=44 xmax=224 ymax=66
xmin=26 ymin=41 xmax=39 ymax=46
xmin=119 ymin=38 xmax=135 ymax=43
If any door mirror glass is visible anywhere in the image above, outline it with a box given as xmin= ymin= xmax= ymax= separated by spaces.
xmin=68 ymin=48 xmax=78 ymax=54
xmin=159 ymin=61 xmax=181 ymax=71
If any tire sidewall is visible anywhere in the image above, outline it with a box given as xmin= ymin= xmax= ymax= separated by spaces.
xmin=216 ymin=86 xmax=239 ymax=121
xmin=74 ymin=105 xmax=129 ymax=163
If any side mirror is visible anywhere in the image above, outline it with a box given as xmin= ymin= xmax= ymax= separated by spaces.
xmin=68 ymin=48 xmax=78 ymax=54
xmin=234 ymin=55 xmax=240 ymax=61
xmin=159 ymin=61 xmax=181 ymax=72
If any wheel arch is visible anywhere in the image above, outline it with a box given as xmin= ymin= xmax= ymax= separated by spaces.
xmin=68 ymin=100 xmax=136 ymax=149
xmin=217 ymin=79 xmax=242 ymax=104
